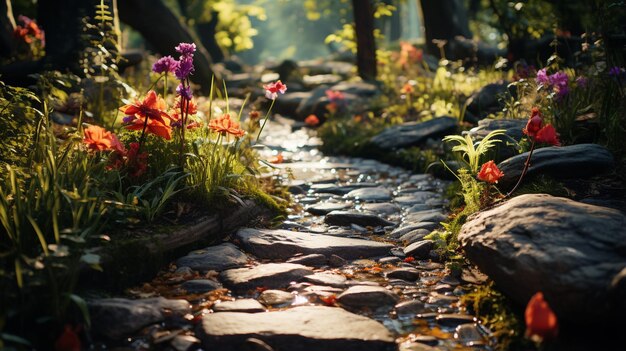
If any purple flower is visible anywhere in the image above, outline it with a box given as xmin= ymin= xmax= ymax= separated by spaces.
xmin=175 ymin=57 xmax=194 ymax=80
xmin=152 ymin=56 xmax=179 ymax=74
xmin=176 ymin=83 xmax=193 ymax=100
xmin=609 ymin=66 xmax=623 ymax=76
xmin=548 ymin=71 xmax=569 ymax=98
xmin=175 ymin=43 xmax=196 ymax=58
xmin=536 ymin=68 xmax=550 ymax=85
xmin=575 ymin=76 xmax=588 ymax=88
xmin=122 ymin=115 xmax=135 ymax=124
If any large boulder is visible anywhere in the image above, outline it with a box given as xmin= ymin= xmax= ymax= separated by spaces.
xmin=369 ymin=117 xmax=458 ymax=151
xmin=497 ymin=143 xmax=614 ymax=189
xmin=464 ymin=82 xmax=513 ymax=122
xmin=458 ymin=194 xmax=626 ymax=324
xmin=197 ymin=306 xmax=395 ymax=351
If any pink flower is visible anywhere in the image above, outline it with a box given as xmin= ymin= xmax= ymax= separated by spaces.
xmin=536 ymin=68 xmax=550 ymax=85
xmin=549 ymin=72 xmax=569 ymax=98
xmin=325 ymin=89 xmax=345 ymax=102
xmin=263 ymin=80 xmax=287 ymax=100
xmin=152 ymin=56 xmax=179 ymax=74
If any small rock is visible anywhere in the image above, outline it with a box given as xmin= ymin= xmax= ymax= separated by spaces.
xmin=455 ymin=324 xmax=485 ymax=346
xmin=325 ymin=210 xmax=396 ymax=227
xmin=258 ymin=290 xmax=295 ymax=307
xmin=361 ymin=203 xmax=401 ymax=215
xmin=436 ymin=314 xmax=476 ymax=328
xmin=394 ymin=192 xmax=439 ymax=206
xmin=379 ymin=256 xmax=401 ymax=264
xmin=220 ymin=263 xmax=313 ymax=294
xmin=181 ymin=279 xmax=222 ymax=293
xmin=412 ymin=335 xmax=439 ymax=346
xmin=213 ymin=299 xmax=266 ymax=313
xmin=286 ymin=254 xmax=328 ymax=267
xmin=386 ymin=268 xmax=421 ymax=281
xmin=404 ymin=240 xmax=435 ymax=259
xmin=398 ymin=229 xmax=430 ymax=244
xmin=171 ymin=335 xmax=201 ymax=351
xmin=329 ymin=254 xmax=348 ymax=267
xmin=369 ymin=117 xmax=458 ymax=151
xmin=404 ymin=210 xmax=447 ymax=224
xmin=304 ymin=272 xmax=348 ymax=288
xmin=337 ymin=285 xmax=400 ymax=311
xmin=395 ymin=300 xmax=426 ymax=317
xmin=177 ymin=243 xmax=248 ymax=272
xmin=345 ymin=187 xmax=393 ymax=202
xmin=306 ymin=202 xmax=352 ymax=215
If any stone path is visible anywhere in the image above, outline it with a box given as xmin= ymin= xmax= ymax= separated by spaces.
xmin=89 ymin=119 xmax=496 ymax=351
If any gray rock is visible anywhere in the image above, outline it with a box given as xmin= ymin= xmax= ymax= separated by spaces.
xmin=465 ymin=82 xmax=511 ymax=121
xmin=89 ymin=297 xmax=190 ymax=340
xmin=379 ymin=256 xmax=401 ymax=264
xmin=329 ymin=254 xmax=348 ymax=267
xmin=390 ymin=223 xmax=438 ymax=239
xmin=304 ymin=272 xmax=348 ymax=288
xmin=459 ymin=194 xmax=626 ymax=323
xmin=220 ymin=263 xmax=313 ymax=294
xmin=345 ymin=187 xmax=393 ymax=202
xmin=275 ymin=92 xmax=310 ymax=117
xmin=467 ymin=118 xmax=526 ymax=141
xmin=331 ymin=81 xmax=380 ymax=97
xmin=395 ymin=300 xmax=427 ymax=317
xmin=286 ymin=254 xmax=328 ymax=267
xmin=324 ymin=211 xmax=396 ymax=227
xmin=369 ymin=117 xmax=458 ymax=151
xmin=337 ymin=285 xmax=400 ymax=310
xmin=455 ymin=324 xmax=485 ymax=346
xmin=197 ymin=306 xmax=395 ymax=351
xmin=235 ymin=228 xmax=393 ymax=260
xmin=177 ymin=243 xmax=248 ymax=272
xmin=310 ymin=183 xmax=377 ymax=195
xmin=361 ymin=203 xmax=401 ymax=215
xmin=213 ymin=299 xmax=266 ymax=313
xmin=398 ymin=229 xmax=430 ymax=244
xmin=394 ymin=192 xmax=439 ymax=206
xmin=306 ymin=202 xmax=352 ymax=216
xmin=404 ymin=210 xmax=446 ymax=224
xmin=404 ymin=240 xmax=435 ymax=259
xmin=386 ymin=268 xmax=421 ymax=281
xmin=258 ymin=290 xmax=295 ymax=307
xmin=171 ymin=335 xmax=201 ymax=351
xmin=181 ymin=279 xmax=222 ymax=293
xmin=497 ymin=143 xmax=614 ymax=189
xmin=436 ymin=314 xmax=476 ymax=328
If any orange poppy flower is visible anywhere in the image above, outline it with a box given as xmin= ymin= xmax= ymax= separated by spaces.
xmin=305 ymin=114 xmax=320 ymax=127
xmin=125 ymin=117 xmax=173 ymax=140
xmin=400 ymin=83 xmax=414 ymax=94
xmin=525 ymin=292 xmax=558 ymax=342
xmin=477 ymin=160 xmax=504 ymax=183
xmin=268 ymin=153 xmax=284 ymax=164
xmin=119 ymin=90 xmax=171 ymax=125
xmin=83 ymin=125 xmax=126 ymax=153
xmin=209 ymin=113 xmax=246 ymax=138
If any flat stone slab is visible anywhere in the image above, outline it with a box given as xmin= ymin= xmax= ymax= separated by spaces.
xmin=361 ymin=203 xmax=401 ymax=215
xmin=181 ymin=279 xmax=222 ymax=293
xmin=369 ymin=116 xmax=458 ymax=150
xmin=497 ymin=143 xmax=614 ymax=189
xmin=404 ymin=240 xmax=435 ymax=259
xmin=89 ymin=297 xmax=190 ymax=340
xmin=220 ymin=263 xmax=313 ymax=294
xmin=235 ymin=228 xmax=393 ymax=260
xmin=197 ymin=306 xmax=395 ymax=351
xmin=286 ymin=253 xmax=328 ymax=267
xmin=213 ymin=299 xmax=265 ymax=313
xmin=394 ymin=192 xmax=439 ymax=206
xmin=459 ymin=194 xmax=626 ymax=323
xmin=307 ymin=202 xmax=353 ymax=216
xmin=337 ymin=285 xmax=400 ymax=310
xmin=303 ymin=272 xmax=348 ymax=288
xmin=324 ymin=211 xmax=396 ymax=227
xmin=258 ymin=290 xmax=295 ymax=307
xmin=345 ymin=187 xmax=393 ymax=202
xmin=177 ymin=243 xmax=248 ymax=271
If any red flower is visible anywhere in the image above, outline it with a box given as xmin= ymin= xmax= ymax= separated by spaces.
xmin=523 ymin=107 xmax=544 ymax=138
xmin=400 ymin=83 xmax=414 ymax=94
xmin=525 ymin=292 xmax=558 ymax=342
xmin=126 ymin=142 xmax=148 ymax=178
xmin=125 ymin=117 xmax=173 ymax=140
xmin=269 ymin=153 xmax=284 ymax=164
xmin=83 ymin=125 xmax=126 ymax=154
xmin=120 ymin=90 xmax=171 ymax=125
xmin=535 ymin=124 xmax=560 ymax=146
xmin=14 ymin=15 xmax=45 ymax=45
xmin=305 ymin=114 xmax=320 ymax=127
xmin=248 ymin=110 xmax=261 ymax=120
xmin=319 ymin=294 xmax=337 ymax=306
xmin=54 ymin=325 xmax=81 ymax=351
xmin=477 ymin=160 xmax=504 ymax=184
xmin=325 ymin=89 xmax=345 ymax=101
xmin=263 ymin=80 xmax=287 ymax=100
xmin=403 ymin=256 xmax=415 ymax=263
xmin=209 ymin=113 xmax=246 ymax=138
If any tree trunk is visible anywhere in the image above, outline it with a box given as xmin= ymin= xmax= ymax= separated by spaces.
xmin=0 ymin=0 xmax=15 ymax=58
xmin=419 ymin=0 xmax=472 ymax=57
xmin=196 ymin=12 xmax=224 ymax=63
xmin=352 ymin=0 xmax=377 ymax=81
xmin=118 ymin=0 xmax=220 ymax=92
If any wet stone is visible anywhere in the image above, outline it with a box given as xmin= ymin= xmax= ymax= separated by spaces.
xmin=324 ymin=210 xmax=396 ymax=227
xmin=361 ymin=203 xmax=401 ymax=215
xmin=345 ymin=187 xmax=393 ymax=202
xmin=286 ymin=253 xmax=328 ymax=267
xmin=176 ymin=243 xmax=248 ymax=272
xmin=404 ymin=240 xmax=435 ymax=259
xmin=440 ymin=275 xmax=461 ymax=286
xmin=329 ymin=254 xmax=348 ymax=267
xmin=337 ymin=285 xmax=400 ymax=311
xmin=434 ymin=284 xmax=454 ymax=293
xmin=236 ymin=228 xmax=393 ymax=261
xmin=412 ymin=335 xmax=439 ymax=346
xmin=405 ymin=204 xmax=434 ymax=213
xmin=197 ymin=306 xmax=395 ymax=351
xmin=390 ymin=223 xmax=437 ymax=239
xmin=220 ymin=263 xmax=313 ymax=294
xmin=379 ymin=256 xmax=401 ymax=264
xmin=455 ymin=324 xmax=485 ymax=346
xmin=394 ymin=192 xmax=439 ymax=206
xmin=258 ymin=290 xmax=296 ymax=307
xmin=394 ymin=300 xmax=427 ymax=317
xmin=213 ymin=299 xmax=266 ymax=313
xmin=304 ymin=272 xmax=348 ymax=288
xmin=171 ymin=335 xmax=201 ymax=351
xmin=399 ymin=229 xmax=430 ymax=244
xmin=436 ymin=314 xmax=476 ymax=328
xmin=405 ymin=210 xmax=447 ymax=224
xmin=306 ymin=202 xmax=352 ymax=215
xmin=426 ymin=294 xmax=459 ymax=307
xmin=180 ymin=279 xmax=222 ymax=293
xmin=386 ymin=268 xmax=421 ymax=281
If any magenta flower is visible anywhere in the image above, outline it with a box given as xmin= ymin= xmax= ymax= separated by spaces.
xmin=175 ymin=43 xmax=196 ymax=57
xmin=152 ymin=56 xmax=179 ymax=74
xmin=575 ymin=76 xmax=588 ymax=88
xmin=536 ymin=68 xmax=550 ymax=85
xmin=549 ymin=72 xmax=569 ymax=99
xmin=263 ymin=80 xmax=287 ymax=100
xmin=175 ymin=57 xmax=194 ymax=80
xmin=176 ymin=83 xmax=193 ymax=100
xmin=609 ymin=66 xmax=623 ymax=77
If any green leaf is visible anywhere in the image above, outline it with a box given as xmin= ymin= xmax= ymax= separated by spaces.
xmin=68 ymin=294 xmax=91 ymax=329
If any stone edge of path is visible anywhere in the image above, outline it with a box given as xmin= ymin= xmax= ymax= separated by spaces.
xmin=79 ymin=199 xmax=275 ymax=289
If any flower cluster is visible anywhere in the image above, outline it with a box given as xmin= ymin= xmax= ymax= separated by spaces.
xmin=82 ymin=125 xmax=148 ymax=177
xmin=13 ymin=15 xmax=45 ymax=46
xmin=120 ymin=90 xmax=173 ymax=140
xmin=396 ymin=41 xmax=423 ymax=69
xmin=83 ymin=125 xmax=125 ymax=154
xmin=174 ymin=43 xmax=196 ymax=81
xmin=523 ymin=108 xmax=560 ymax=146
xmin=152 ymin=56 xmax=178 ymax=74
xmin=263 ymin=80 xmax=287 ymax=100
xmin=209 ymin=113 xmax=246 ymax=138
xmin=536 ymin=68 xmax=570 ymax=99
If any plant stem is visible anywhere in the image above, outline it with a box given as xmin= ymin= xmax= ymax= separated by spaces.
xmin=256 ymin=99 xmax=276 ymax=143
xmin=505 ymin=139 xmax=536 ymax=198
